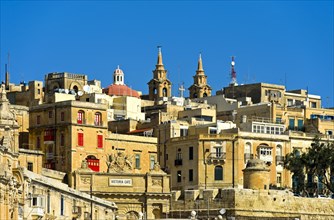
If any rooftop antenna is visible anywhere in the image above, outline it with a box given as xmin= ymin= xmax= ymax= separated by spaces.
xmin=5 ymin=52 xmax=10 ymax=89
xmin=230 ymin=56 xmax=237 ymax=86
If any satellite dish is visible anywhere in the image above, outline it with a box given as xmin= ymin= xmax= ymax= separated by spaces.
xmin=83 ymin=85 xmax=91 ymax=93
xmin=77 ymin=91 xmax=83 ymax=96
xmin=64 ymin=89 xmax=69 ymax=94
xmin=219 ymin=208 xmax=226 ymax=215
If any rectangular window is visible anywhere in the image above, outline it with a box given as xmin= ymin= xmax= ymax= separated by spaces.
xmin=77 ymin=112 xmax=83 ymax=124
xmin=189 ymin=169 xmax=193 ymax=182
xmin=27 ymin=162 xmax=33 ymax=172
xmin=180 ymin=128 xmax=188 ymax=136
xmin=311 ymin=102 xmax=317 ymax=108
xmin=177 ymin=170 xmax=182 ymax=182
xmin=209 ymin=128 xmax=217 ymax=134
xmin=60 ymin=195 xmax=64 ymax=216
xmin=276 ymin=117 xmax=282 ymax=124
xmin=135 ymin=154 xmax=140 ymax=169
xmin=215 ymin=147 xmax=222 ymax=158
xmin=36 ymin=137 xmax=40 ymax=149
xmin=60 ymin=134 xmax=65 ymax=146
xmin=287 ymin=99 xmax=293 ymax=106
xmin=60 ymin=112 xmax=65 ymax=121
xmin=150 ymin=155 xmax=155 ymax=169
xmin=37 ymin=115 xmax=41 ymax=125
xmin=277 ymin=173 xmax=282 ymax=186
xmin=78 ymin=133 xmax=84 ymax=146
xmin=97 ymin=135 xmax=103 ymax=148
xmin=297 ymin=119 xmax=303 ymax=131
xmin=289 ymin=118 xmax=295 ymax=130
xmin=47 ymin=193 xmax=50 ymax=213
xmin=189 ymin=147 xmax=193 ymax=160
xmin=48 ymin=111 xmax=53 ymax=118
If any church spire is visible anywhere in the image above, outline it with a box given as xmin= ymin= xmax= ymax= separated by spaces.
xmin=196 ymin=53 xmax=205 ymax=76
xmin=197 ymin=53 xmax=203 ymax=72
xmin=156 ymin=46 xmax=165 ymax=70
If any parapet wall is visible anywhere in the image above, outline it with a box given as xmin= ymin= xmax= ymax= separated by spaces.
xmin=171 ymin=188 xmax=334 ymax=220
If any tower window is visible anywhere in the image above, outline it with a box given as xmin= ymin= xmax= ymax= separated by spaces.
xmin=163 ymin=88 xmax=167 ymax=97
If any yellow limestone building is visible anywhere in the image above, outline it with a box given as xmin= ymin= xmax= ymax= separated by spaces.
xmin=0 ymin=84 xmax=117 ymax=220
xmin=27 ymin=72 xmax=171 ymax=219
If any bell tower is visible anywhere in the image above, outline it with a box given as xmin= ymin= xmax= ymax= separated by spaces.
xmin=148 ymin=47 xmax=172 ymax=101
xmin=189 ymin=54 xmax=212 ymax=98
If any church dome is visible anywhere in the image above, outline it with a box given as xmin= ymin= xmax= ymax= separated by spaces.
xmin=114 ymin=66 xmax=124 ymax=75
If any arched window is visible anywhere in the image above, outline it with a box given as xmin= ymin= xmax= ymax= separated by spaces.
xmin=193 ymin=93 xmax=198 ymax=98
xmin=94 ymin=112 xmax=102 ymax=126
xmin=77 ymin=111 xmax=85 ymax=124
xmin=244 ymin=142 xmax=252 ymax=163
xmin=214 ymin=166 xmax=223 ymax=180
xmin=203 ymin=93 xmax=207 ymax=97
xmin=163 ymin=88 xmax=167 ymax=97
xmin=276 ymin=145 xmax=282 ymax=156
xmin=153 ymin=88 xmax=157 ymax=95
xmin=73 ymin=85 xmax=79 ymax=93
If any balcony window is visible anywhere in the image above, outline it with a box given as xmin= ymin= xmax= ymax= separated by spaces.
xmin=31 ymin=195 xmax=44 ymax=207
xmin=258 ymin=145 xmax=273 ymax=163
xmin=214 ymin=166 xmax=223 ymax=180
xmin=215 ymin=147 xmax=222 ymax=158
xmin=86 ymin=155 xmax=100 ymax=172
xmin=44 ymin=129 xmax=55 ymax=142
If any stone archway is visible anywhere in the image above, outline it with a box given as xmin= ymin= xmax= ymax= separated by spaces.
xmin=152 ymin=208 xmax=161 ymax=219
xmin=126 ymin=211 xmax=139 ymax=220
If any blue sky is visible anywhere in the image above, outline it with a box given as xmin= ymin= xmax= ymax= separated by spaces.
xmin=1 ymin=1 xmax=333 ymax=107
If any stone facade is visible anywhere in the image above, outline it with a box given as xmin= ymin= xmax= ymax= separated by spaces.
xmin=170 ymin=188 xmax=334 ymax=219
xmin=74 ymin=161 xmax=170 ymax=220
xmin=0 ymin=85 xmax=117 ymax=220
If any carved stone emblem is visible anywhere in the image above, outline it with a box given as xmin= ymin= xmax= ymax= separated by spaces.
xmin=107 ymin=151 xmax=133 ymax=173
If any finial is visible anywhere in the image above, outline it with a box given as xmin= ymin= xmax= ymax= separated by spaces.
xmin=156 ymin=46 xmax=164 ymax=66
xmin=117 ymin=65 xmax=120 ymax=69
